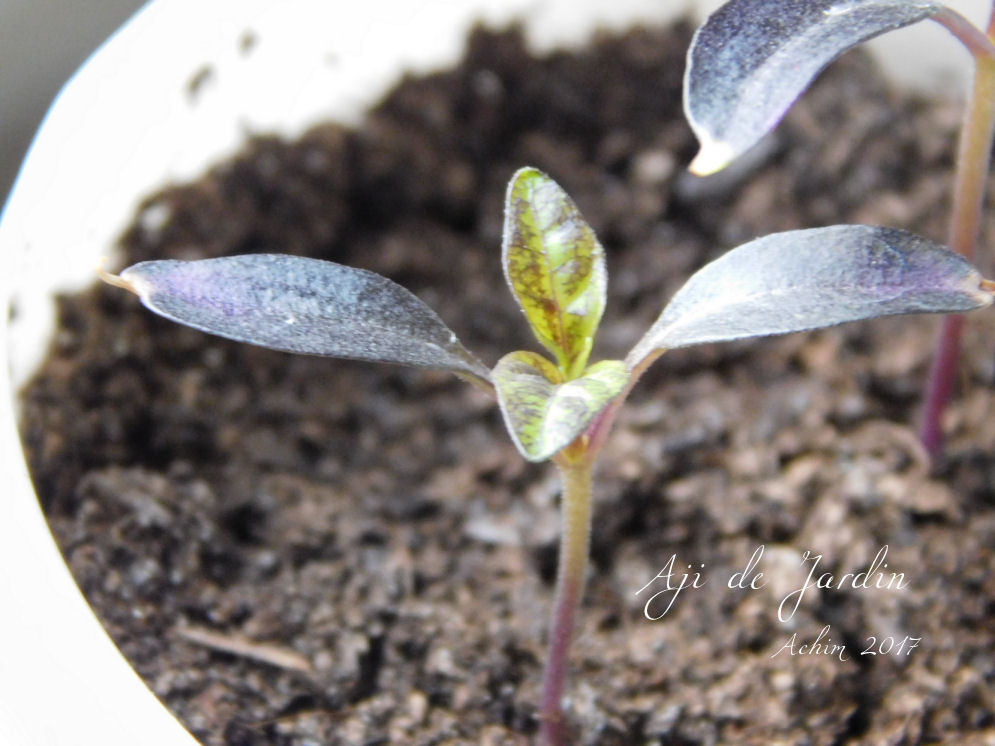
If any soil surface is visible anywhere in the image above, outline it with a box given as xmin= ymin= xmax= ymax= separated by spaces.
xmin=20 ymin=20 xmax=995 ymax=746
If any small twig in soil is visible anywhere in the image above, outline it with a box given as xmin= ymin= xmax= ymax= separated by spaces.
xmin=175 ymin=625 xmax=313 ymax=673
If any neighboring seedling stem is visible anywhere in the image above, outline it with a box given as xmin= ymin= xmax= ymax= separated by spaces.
xmin=684 ymin=0 xmax=995 ymax=460
xmin=921 ymin=5 xmax=995 ymax=457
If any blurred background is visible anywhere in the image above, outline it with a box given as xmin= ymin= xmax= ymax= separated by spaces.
xmin=1 ymin=0 xmax=145 ymax=205
xmin=2 ymin=0 xmax=991 ymax=212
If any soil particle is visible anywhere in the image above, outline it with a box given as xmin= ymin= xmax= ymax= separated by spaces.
xmin=20 ymin=20 xmax=995 ymax=746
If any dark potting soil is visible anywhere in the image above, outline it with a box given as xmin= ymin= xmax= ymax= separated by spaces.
xmin=20 ymin=20 xmax=995 ymax=746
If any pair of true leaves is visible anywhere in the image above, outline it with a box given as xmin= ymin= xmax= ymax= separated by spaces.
xmin=116 ymin=168 xmax=991 ymax=463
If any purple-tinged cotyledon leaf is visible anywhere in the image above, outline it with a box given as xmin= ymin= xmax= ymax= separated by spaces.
xmin=684 ymin=0 xmax=943 ymax=175
xmin=493 ymin=351 xmax=628 ymax=462
xmin=113 ymin=254 xmax=492 ymax=384
xmin=503 ymin=168 xmax=607 ymax=379
xmin=626 ymin=225 xmax=994 ymax=369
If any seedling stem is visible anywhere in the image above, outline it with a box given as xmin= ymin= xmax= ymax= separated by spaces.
xmin=933 ymin=6 xmax=995 ymax=58
xmin=539 ymin=449 xmax=593 ymax=746
xmin=921 ymin=5 xmax=995 ymax=458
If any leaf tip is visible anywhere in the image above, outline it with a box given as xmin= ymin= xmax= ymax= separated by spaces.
xmin=688 ymin=139 xmax=736 ymax=177
xmin=98 ymin=257 xmax=139 ymax=294
xmin=505 ymin=166 xmax=545 ymax=205
xmin=510 ymin=164 xmax=543 ymax=182
xmin=975 ymin=277 xmax=995 ymax=306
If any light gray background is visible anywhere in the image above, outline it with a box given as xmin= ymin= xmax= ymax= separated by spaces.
xmin=1 ymin=0 xmax=146 ymax=205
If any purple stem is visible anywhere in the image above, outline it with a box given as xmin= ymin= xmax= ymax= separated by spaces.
xmin=535 ymin=352 xmax=661 ymax=743
xmin=538 ymin=456 xmax=593 ymax=746
xmin=919 ymin=11 xmax=995 ymax=460
xmin=932 ymin=6 xmax=995 ymax=59
xmin=920 ymin=314 xmax=965 ymax=457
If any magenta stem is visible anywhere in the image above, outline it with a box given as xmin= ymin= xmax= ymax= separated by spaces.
xmin=538 ymin=455 xmax=593 ymax=746
xmin=920 ymin=315 xmax=966 ymax=457
xmin=933 ymin=7 xmax=995 ymax=58
xmin=534 ymin=349 xmax=661 ymax=743
xmin=919 ymin=29 xmax=995 ymax=460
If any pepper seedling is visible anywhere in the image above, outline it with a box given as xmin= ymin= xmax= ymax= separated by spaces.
xmin=683 ymin=0 xmax=995 ymax=458
xmin=103 ymin=167 xmax=993 ymax=745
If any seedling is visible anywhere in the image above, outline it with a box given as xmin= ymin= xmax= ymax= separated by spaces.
xmin=683 ymin=0 xmax=995 ymax=458
xmin=104 ymin=168 xmax=993 ymax=744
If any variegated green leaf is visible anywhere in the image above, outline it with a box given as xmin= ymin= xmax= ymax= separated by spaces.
xmin=493 ymin=351 xmax=628 ymax=462
xmin=502 ymin=168 xmax=607 ymax=379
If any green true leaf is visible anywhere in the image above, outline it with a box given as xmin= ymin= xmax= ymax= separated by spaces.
xmin=493 ymin=351 xmax=628 ymax=462
xmin=502 ymin=167 xmax=607 ymax=379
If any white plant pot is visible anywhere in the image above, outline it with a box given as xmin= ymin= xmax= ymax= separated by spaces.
xmin=0 ymin=0 xmax=987 ymax=743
